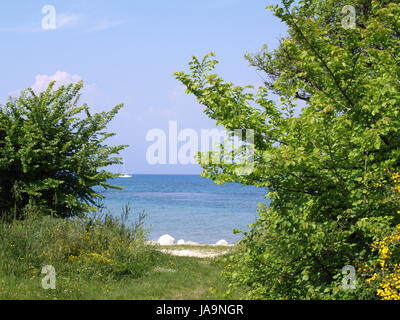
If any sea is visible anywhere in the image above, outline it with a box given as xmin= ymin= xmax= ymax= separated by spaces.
xmin=95 ymin=174 xmax=268 ymax=244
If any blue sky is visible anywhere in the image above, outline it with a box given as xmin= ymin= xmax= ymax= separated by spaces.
xmin=0 ymin=0 xmax=286 ymax=174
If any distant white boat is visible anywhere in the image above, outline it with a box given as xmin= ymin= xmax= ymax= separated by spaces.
xmin=118 ymin=160 xmax=132 ymax=178
xmin=119 ymin=173 xmax=132 ymax=178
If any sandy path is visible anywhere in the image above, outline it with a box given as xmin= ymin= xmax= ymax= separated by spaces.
xmin=159 ymin=248 xmax=230 ymax=258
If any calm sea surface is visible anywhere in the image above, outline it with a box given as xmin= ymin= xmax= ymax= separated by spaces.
xmin=96 ymin=175 xmax=268 ymax=244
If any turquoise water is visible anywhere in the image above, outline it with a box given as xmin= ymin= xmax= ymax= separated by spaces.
xmin=96 ymin=175 xmax=268 ymax=244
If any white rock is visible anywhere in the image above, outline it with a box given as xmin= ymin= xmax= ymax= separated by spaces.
xmin=177 ymin=239 xmax=186 ymax=245
xmin=157 ymin=234 xmax=175 ymax=245
xmin=215 ymin=239 xmax=229 ymax=246
xmin=185 ymin=241 xmax=200 ymax=245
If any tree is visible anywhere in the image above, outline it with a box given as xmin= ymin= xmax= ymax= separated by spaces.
xmin=0 ymin=81 xmax=128 ymax=219
xmin=175 ymin=0 xmax=400 ymax=298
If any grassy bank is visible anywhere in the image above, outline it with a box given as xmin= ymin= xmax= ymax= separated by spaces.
xmin=0 ymin=212 xmax=242 ymax=299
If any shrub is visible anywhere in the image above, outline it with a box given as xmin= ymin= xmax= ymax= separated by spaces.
xmin=0 ymin=81 xmax=127 ymax=219
xmin=360 ymin=171 xmax=400 ymax=300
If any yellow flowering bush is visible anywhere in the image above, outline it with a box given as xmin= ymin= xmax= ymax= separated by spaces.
xmin=60 ymin=215 xmax=158 ymax=279
xmin=68 ymin=252 xmax=113 ymax=265
xmin=362 ymin=171 xmax=400 ymax=300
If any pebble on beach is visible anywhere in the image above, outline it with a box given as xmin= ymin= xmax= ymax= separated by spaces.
xmin=215 ymin=239 xmax=229 ymax=246
xmin=157 ymin=234 xmax=175 ymax=245
xmin=185 ymin=241 xmax=200 ymax=245
xmin=156 ymin=235 xmax=230 ymax=246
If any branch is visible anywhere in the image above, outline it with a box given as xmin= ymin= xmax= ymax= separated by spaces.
xmin=283 ymin=8 xmax=355 ymax=109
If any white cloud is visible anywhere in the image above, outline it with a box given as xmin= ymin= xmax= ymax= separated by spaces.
xmin=56 ymin=14 xmax=80 ymax=29
xmin=0 ymin=13 xmax=80 ymax=33
xmin=8 ymin=71 xmax=83 ymax=97
xmin=7 ymin=72 xmax=103 ymax=111
xmin=85 ymin=19 xmax=125 ymax=33
xmin=0 ymin=13 xmax=125 ymax=34
xmin=30 ymin=71 xmax=82 ymax=94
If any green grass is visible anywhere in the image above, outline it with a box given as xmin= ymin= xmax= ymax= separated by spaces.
xmin=0 ymin=211 xmax=243 ymax=300
xmin=100 ymin=253 xmax=242 ymax=300
xmin=0 ymin=253 xmax=241 ymax=300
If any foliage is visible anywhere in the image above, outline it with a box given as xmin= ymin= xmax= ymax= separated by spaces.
xmin=0 ymin=81 xmax=127 ymax=219
xmin=0 ymin=205 xmax=159 ymax=284
xmin=360 ymin=171 xmax=400 ymax=300
xmin=175 ymin=0 xmax=400 ymax=299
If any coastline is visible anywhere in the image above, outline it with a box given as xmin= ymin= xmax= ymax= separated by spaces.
xmin=146 ymin=240 xmax=234 ymax=247
xmin=152 ymin=244 xmax=233 ymax=259
xmin=148 ymin=234 xmax=234 ymax=247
